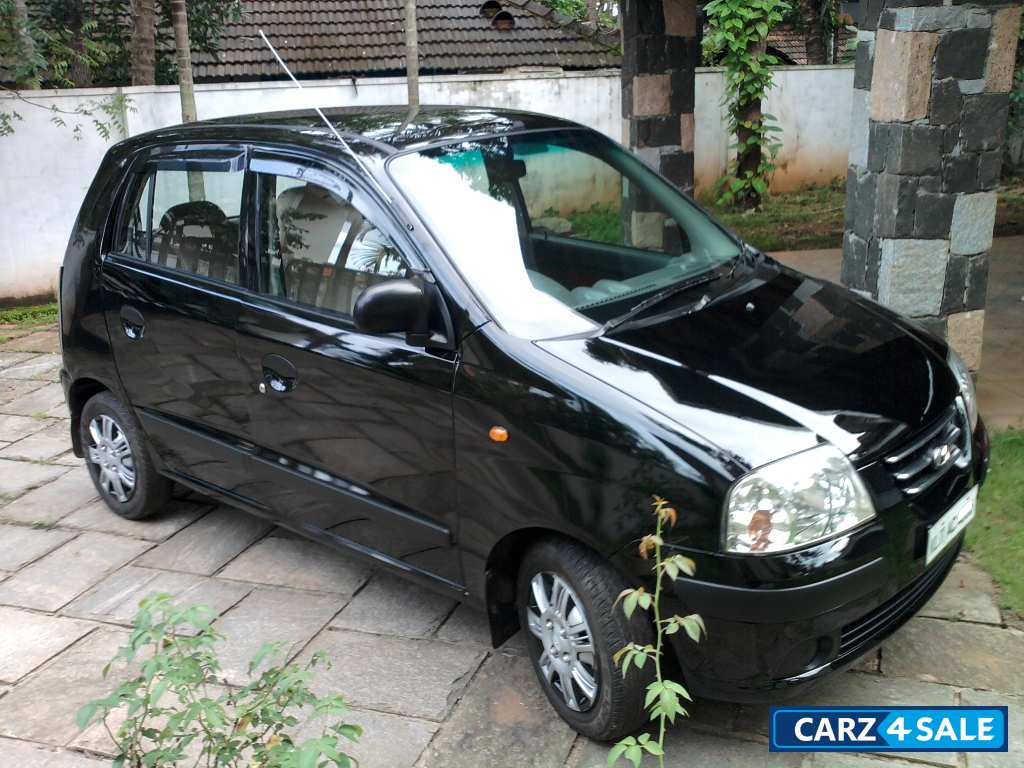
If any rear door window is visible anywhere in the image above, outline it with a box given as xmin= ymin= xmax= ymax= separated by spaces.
xmin=118 ymin=159 xmax=246 ymax=286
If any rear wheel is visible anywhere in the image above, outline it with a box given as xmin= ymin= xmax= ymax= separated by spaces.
xmin=517 ymin=537 xmax=654 ymax=741
xmin=80 ymin=392 xmax=170 ymax=520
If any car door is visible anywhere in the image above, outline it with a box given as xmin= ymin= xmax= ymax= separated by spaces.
xmin=102 ymin=145 xmax=257 ymax=497
xmin=232 ymin=153 xmax=463 ymax=591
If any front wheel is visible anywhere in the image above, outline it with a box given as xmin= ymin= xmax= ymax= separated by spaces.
xmin=517 ymin=537 xmax=654 ymax=741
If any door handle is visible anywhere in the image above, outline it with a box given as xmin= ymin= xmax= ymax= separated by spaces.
xmin=260 ymin=353 xmax=298 ymax=394
xmin=119 ymin=305 xmax=146 ymax=340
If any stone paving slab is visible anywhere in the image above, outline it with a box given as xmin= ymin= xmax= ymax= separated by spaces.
xmin=45 ymin=400 xmax=71 ymax=419
xmin=0 ymin=524 xmax=76 ymax=571
xmin=0 ymin=381 xmax=65 ymax=416
xmin=0 ymin=378 xmax=46 ymax=406
xmin=418 ymin=653 xmax=576 ymax=768
xmin=64 ymin=565 xmax=252 ymax=627
xmin=0 ymin=531 xmax=150 ymax=612
xmin=0 ymin=353 xmax=62 ymax=381
xmin=214 ymin=586 xmax=347 ymax=686
xmin=298 ymin=629 xmax=484 ymax=721
xmin=1 ymin=330 xmax=62 ymax=354
xmin=0 ymin=465 xmax=97 ymax=524
xmin=333 ymin=572 xmax=455 ymax=638
xmin=434 ymin=603 xmax=494 ymax=647
xmin=960 ymin=689 xmax=1023 ymax=768
xmin=60 ymin=497 xmax=208 ymax=541
xmin=0 ymin=413 xmax=52 ymax=443
xmin=0 ymin=351 xmax=39 ymax=372
xmin=0 ymin=627 xmax=128 ymax=745
xmin=0 ymin=458 xmax=68 ymax=500
xmin=0 ymin=738 xmax=108 ymax=767
xmin=919 ymin=560 xmax=1003 ymax=625
xmin=0 ymin=420 xmax=72 ymax=461
xmin=882 ymin=616 xmax=1024 ymax=694
xmin=0 ymin=607 xmax=95 ymax=683
xmin=333 ymin=708 xmax=438 ymax=768
xmin=136 ymin=506 xmax=271 ymax=575
xmin=436 ymin=603 xmax=527 ymax=656
xmin=218 ymin=534 xmax=371 ymax=594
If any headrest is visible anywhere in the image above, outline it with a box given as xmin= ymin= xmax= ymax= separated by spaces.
xmin=159 ymin=200 xmax=227 ymax=231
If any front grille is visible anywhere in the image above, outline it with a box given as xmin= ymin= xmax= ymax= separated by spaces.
xmin=838 ymin=544 xmax=956 ymax=656
xmin=883 ymin=398 xmax=971 ymax=497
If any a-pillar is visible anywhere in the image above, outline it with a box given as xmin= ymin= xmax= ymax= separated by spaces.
xmin=842 ymin=1 xmax=1022 ymax=370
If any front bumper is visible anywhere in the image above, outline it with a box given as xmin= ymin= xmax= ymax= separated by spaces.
xmin=664 ymin=417 xmax=989 ymax=703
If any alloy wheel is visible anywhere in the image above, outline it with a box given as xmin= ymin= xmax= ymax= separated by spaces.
xmin=526 ymin=571 xmax=599 ymax=712
xmin=87 ymin=414 xmax=136 ymax=503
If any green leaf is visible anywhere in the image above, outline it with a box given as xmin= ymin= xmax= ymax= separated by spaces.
xmin=623 ymin=591 xmax=638 ymax=618
xmin=75 ymin=701 xmax=100 ymax=730
xmin=608 ymin=737 xmax=633 ymax=766
xmin=644 ymin=740 xmax=664 ymax=756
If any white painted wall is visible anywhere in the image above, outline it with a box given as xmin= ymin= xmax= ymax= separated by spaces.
xmin=0 ymin=66 xmax=853 ymax=302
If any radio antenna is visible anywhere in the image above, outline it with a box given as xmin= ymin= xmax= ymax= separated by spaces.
xmin=258 ymin=29 xmax=391 ymax=202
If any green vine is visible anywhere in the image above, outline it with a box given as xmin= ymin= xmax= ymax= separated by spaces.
xmin=703 ymin=0 xmax=790 ymax=208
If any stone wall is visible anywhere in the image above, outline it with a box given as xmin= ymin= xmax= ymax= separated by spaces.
xmin=843 ymin=1 xmax=1022 ymax=370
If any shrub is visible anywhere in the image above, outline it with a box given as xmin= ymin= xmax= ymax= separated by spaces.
xmin=76 ymin=593 xmax=360 ymax=768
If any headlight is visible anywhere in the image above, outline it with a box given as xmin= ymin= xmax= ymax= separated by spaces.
xmin=724 ymin=445 xmax=876 ymax=555
xmin=947 ymin=348 xmax=978 ymax=430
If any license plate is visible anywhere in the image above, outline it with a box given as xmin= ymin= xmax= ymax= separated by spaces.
xmin=926 ymin=486 xmax=978 ymax=565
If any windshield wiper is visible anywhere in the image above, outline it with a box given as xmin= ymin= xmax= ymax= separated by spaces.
xmin=600 ymin=268 xmax=728 ymax=335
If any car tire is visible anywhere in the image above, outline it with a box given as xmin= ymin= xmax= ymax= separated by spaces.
xmin=80 ymin=391 xmax=171 ymax=520
xmin=517 ymin=537 xmax=655 ymax=742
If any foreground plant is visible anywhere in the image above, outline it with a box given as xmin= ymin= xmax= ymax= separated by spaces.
xmin=77 ymin=594 xmax=360 ymax=768
xmin=608 ymin=496 xmax=705 ymax=768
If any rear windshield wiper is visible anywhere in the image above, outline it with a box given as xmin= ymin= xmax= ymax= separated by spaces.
xmin=600 ymin=268 xmax=727 ymax=335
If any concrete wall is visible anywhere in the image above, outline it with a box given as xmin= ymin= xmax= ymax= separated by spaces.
xmin=0 ymin=65 xmax=853 ymax=302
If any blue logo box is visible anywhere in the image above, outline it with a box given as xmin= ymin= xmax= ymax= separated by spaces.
xmin=769 ymin=706 xmax=1009 ymax=752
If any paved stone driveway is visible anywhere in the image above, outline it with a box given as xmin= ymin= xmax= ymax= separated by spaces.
xmin=0 ymin=327 xmax=1021 ymax=768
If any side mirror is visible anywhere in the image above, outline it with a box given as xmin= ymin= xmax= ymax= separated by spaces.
xmin=354 ymin=278 xmax=426 ymax=336
xmin=354 ymin=278 xmax=454 ymax=354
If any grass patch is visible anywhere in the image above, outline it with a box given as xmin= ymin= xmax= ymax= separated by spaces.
xmin=967 ymin=429 xmax=1024 ymax=621
xmin=0 ymin=302 xmax=58 ymax=329
xmin=700 ymin=178 xmax=848 ymax=252
xmin=700 ymin=179 xmax=1024 ymax=252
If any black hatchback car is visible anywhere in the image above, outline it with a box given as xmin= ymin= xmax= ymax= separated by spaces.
xmin=61 ymin=106 xmax=989 ymax=741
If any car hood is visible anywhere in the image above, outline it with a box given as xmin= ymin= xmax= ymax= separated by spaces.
xmin=536 ymin=262 xmax=958 ymax=470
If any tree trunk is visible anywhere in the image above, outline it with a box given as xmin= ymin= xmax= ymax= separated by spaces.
xmin=170 ymin=0 xmax=202 ymax=200
xmin=404 ymin=0 xmax=419 ymax=108
xmin=11 ymin=0 xmax=38 ymax=88
xmin=800 ymin=0 xmax=827 ymax=65
xmin=735 ymin=38 xmax=766 ymax=209
xmin=170 ymin=0 xmax=197 ymax=122
xmin=131 ymin=0 xmax=156 ymax=85
xmin=64 ymin=1 xmax=94 ymax=88
xmin=586 ymin=0 xmax=599 ymax=25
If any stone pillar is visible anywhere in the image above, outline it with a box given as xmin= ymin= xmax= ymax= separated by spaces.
xmin=621 ymin=0 xmax=698 ymax=194
xmin=842 ymin=1 xmax=1022 ymax=370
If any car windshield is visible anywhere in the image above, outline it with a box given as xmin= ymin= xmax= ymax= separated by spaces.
xmin=388 ymin=129 xmax=741 ymax=339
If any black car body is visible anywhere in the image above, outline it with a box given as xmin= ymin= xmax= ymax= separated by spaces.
xmin=60 ymin=107 xmax=989 ymax=733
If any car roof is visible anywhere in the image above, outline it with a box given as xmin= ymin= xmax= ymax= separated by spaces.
xmin=126 ymin=105 xmax=584 ymax=158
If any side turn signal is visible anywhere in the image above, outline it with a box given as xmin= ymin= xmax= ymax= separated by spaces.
xmin=489 ymin=426 xmax=509 ymax=443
